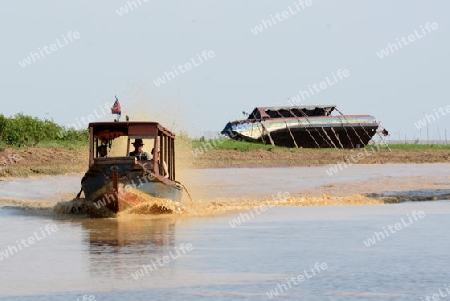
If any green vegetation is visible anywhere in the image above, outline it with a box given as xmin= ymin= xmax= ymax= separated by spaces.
xmin=0 ymin=113 xmax=88 ymax=148
xmin=191 ymin=137 xmax=285 ymax=152
xmin=388 ymin=144 xmax=450 ymax=150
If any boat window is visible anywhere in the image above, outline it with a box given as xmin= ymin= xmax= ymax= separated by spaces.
xmin=128 ymin=138 xmax=154 ymax=160
xmin=155 ymin=135 xmax=174 ymax=181
xmin=95 ymin=138 xmax=112 ymax=158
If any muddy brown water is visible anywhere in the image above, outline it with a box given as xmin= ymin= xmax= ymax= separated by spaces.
xmin=0 ymin=164 xmax=449 ymax=300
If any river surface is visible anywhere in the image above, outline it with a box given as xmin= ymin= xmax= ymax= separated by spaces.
xmin=0 ymin=164 xmax=449 ymax=300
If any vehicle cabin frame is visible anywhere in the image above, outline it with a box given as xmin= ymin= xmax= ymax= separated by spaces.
xmin=88 ymin=122 xmax=176 ymax=181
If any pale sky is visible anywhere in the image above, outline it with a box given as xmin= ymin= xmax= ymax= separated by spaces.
xmin=1 ymin=1 xmax=449 ymax=140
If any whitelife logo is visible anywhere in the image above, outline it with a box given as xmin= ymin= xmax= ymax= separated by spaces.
xmin=18 ymin=31 xmax=81 ymax=68
xmin=0 ymin=154 xmax=21 ymax=171
xmin=228 ymin=192 xmax=290 ymax=228
xmin=376 ymin=22 xmax=438 ymax=58
xmin=325 ymin=140 xmax=388 ymax=176
xmin=131 ymin=243 xmax=193 ymax=280
xmin=288 ymin=69 xmax=350 ymax=106
xmin=363 ymin=211 xmax=425 ymax=247
xmin=153 ymin=50 xmax=215 ymax=87
xmin=116 ymin=0 xmax=149 ymax=16
xmin=421 ymin=284 xmax=450 ymax=301
xmin=0 ymin=223 xmax=59 ymax=261
xmin=414 ymin=105 xmax=450 ymax=130
xmin=266 ymin=262 xmax=328 ymax=298
xmin=56 ymin=101 xmax=114 ymax=138
xmin=250 ymin=0 xmax=313 ymax=35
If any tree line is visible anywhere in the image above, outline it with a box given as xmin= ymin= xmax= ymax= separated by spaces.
xmin=0 ymin=114 xmax=88 ymax=147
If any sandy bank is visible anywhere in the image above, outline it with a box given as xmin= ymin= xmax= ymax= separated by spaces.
xmin=0 ymin=146 xmax=449 ymax=178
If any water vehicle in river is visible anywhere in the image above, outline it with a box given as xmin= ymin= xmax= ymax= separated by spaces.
xmin=221 ymin=105 xmax=387 ymax=148
xmin=79 ymin=121 xmax=183 ymax=214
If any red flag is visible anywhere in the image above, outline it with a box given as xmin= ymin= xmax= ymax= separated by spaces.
xmin=111 ymin=97 xmax=121 ymax=116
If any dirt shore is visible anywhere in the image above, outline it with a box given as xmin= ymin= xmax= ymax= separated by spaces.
xmin=0 ymin=146 xmax=448 ymax=178
xmin=189 ymin=147 xmax=450 ymax=168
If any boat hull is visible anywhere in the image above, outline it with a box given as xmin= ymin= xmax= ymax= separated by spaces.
xmin=81 ymin=157 xmax=183 ymax=214
xmin=222 ymin=115 xmax=378 ymax=148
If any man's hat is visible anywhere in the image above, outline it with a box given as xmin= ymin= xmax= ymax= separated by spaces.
xmin=132 ymin=139 xmax=144 ymax=146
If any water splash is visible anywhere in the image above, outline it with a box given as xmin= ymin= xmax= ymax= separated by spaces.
xmin=2 ymin=190 xmax=450 ymax=219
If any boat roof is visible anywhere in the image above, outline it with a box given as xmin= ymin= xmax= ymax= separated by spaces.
xmin=88 ymin=121 xmax=175 ymax=141
xmin=248 ymin=105 xmax=337 ymax=120
xmin=256 ymin=105 xmax=336 ymax=111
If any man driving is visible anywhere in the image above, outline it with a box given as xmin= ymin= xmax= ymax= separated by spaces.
xmin=129 ymin=139 xmax=149 ymax=160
